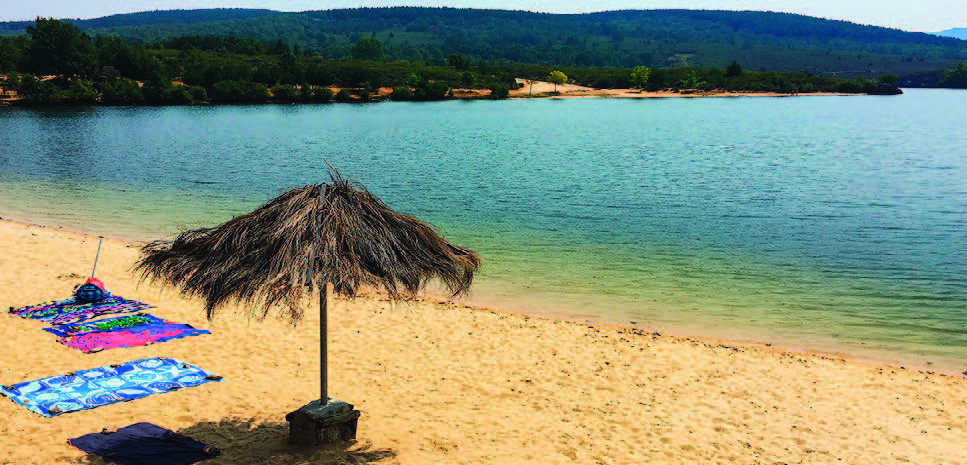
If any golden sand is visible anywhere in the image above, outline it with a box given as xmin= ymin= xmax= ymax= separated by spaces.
xmin=1 ymin=219 xmax=965 ymax=464
xmin=507 ymin=79 xmax=851 ymax=99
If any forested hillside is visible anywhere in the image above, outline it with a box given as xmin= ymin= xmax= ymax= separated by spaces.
xmin=1 ymin=7 xmax=965 ymax=78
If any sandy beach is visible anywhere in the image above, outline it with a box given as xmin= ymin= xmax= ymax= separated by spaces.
xmin=503 ymin=79 xmax=850 ymax=99
xmin=1 ymin=218 xmax=966 ymax=464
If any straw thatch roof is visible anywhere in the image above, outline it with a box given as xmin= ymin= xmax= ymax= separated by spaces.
xmin=136 ymin=170 xmax=480 ymax=321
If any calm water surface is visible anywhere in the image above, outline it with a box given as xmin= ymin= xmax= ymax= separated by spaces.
xmin=1 ymin=89 xmax=965 ymax=370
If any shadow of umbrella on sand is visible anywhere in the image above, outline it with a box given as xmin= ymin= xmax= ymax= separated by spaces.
xmin=135 ymin=167 xmax=480 ymax=445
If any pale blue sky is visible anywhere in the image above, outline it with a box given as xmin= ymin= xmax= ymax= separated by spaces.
xmin=0 ymin=0 xmax=963 ymax=33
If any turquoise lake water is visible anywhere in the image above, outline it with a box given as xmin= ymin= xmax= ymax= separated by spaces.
xmin=1 ymin=89 xmax=965 ymax=370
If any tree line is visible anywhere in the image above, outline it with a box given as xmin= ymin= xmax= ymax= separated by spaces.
xmin=2 ymin=7 xmax=964 ymax=78
xmin=0 ymin=18 xmax=916 ymax=106
xmin=938 ymin=62 xmax=967 ymax=87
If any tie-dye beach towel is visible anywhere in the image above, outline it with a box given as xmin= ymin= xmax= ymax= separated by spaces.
xmin=8 ymin=295 xmax=152 ymax=325
xmin=43 ymin=313 xmax=210 ymax=353
xmin=0 ymin=357 xmax=221 ymax=417
xmin=69 ymin=422 xmax=220 ymax=465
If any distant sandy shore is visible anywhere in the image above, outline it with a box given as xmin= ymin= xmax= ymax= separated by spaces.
xmin=0 ymin=75 xmax=853 ymax=105
xmin=500 ymin=79 xmax=853 ymax=99
xmin=1 ymin=218 xmax=966 ymax=464
xmin=423 ymin=78 xmax=855 ymax=100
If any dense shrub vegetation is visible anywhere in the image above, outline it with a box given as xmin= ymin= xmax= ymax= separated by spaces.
xmin=938 ymin=62 xmax=967 ymax=87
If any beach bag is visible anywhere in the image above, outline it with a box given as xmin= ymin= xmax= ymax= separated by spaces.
xmin=75 ymin=278 xmax=107 ymax=303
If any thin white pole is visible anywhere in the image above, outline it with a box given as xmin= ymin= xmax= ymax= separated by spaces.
xmin=90 ymin=236 xmax=104 ymax=277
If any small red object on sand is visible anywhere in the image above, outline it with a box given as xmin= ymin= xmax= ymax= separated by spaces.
xmin=85 ymin=277 xmax=106 ymax=292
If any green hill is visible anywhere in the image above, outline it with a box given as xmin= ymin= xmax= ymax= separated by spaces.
xmin=1 ymin=7 xmax=965 ymax=79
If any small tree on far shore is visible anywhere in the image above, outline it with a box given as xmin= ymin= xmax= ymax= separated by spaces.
xmin=350 ymin=37 xmax=385 ymax=61
xmin=547 ymin=70 xmax=567 ymax=91
xmin=488 ymin=83 xmax=509 ymax=99
xmin=877 ymin=73 xmax=899 ymax=85
xmin=630 ymin=65 xmax=651 ymax=89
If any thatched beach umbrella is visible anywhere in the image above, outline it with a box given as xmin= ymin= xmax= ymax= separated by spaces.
xmin=136 ymin=168 xmax=480 ymax=442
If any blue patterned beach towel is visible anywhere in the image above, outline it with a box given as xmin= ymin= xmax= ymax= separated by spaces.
xmin=8 ymin=295 xmax=152 ymax=325
xmin=0 ymin=357 xmax=221 ymax=417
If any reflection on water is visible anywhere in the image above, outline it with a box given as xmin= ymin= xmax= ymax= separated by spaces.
xmin=1 ymin=89 xmax=965 ymax=370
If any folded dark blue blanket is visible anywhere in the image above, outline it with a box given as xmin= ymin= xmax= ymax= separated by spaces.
xmin=69 ymin=422 xmax=220 ymax=465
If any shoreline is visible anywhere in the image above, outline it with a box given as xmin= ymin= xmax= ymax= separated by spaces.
xmin=1 ymin=76 xmax=864 ymax=106
xmin=2 ymin=218 xmax=967 ymax=463
xmin=442 ymin=79 xmax=860 ymax=100
xmin=504 ymin=79 xmax=857 ymax=99
xmin=3 ymin=214 xmax=964 ymax=377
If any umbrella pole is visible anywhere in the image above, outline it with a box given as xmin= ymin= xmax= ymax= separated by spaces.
xmin=320 ymin=281 xmax=330 ymax=404
xmin=288 ymin=280 xmax=359 ymax=446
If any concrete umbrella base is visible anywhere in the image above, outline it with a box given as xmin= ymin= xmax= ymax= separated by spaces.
xmin=286 ymin=398 xmax=361 ymax=446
